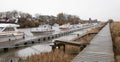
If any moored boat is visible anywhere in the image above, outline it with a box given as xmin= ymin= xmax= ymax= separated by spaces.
xmin=31 ymin=24 xmax=55 ymax=36
xmin=0 ymin=19 xmax=24 ymax=42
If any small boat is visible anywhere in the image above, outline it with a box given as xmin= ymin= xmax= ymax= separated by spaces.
xmin=0 ymin=19 xmax=24 ymax=42
xmin=31 ymin=24 xmax=55 ymax=36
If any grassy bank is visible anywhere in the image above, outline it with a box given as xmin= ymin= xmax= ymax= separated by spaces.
xmin=110 ymin=22 xmax=120 ymax=62
xmin=20 ymin=23 xmax=105 ymax=62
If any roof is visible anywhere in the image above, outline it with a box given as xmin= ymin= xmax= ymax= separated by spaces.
xmin=0 ymin=23 xmax=20 ymax=27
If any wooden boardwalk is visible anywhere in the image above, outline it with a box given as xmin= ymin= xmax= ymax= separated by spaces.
xmin=72 ymin=23 xmax=114 ymax=62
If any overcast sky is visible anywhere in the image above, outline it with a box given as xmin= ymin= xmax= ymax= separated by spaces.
xmin=0 ymin=0 xmax=120 ymax=21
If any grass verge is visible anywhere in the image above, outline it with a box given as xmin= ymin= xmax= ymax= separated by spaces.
xmin=110 ymin=22 xmax=120 ymax=62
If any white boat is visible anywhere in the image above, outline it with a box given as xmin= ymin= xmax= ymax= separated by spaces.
xmin=59 ymin=23 xmax=72 ymax=30
xmin=0 ymin=22 xmax=24 ymax=42
xmin=31 ymin=24 xmax=55 ymax=36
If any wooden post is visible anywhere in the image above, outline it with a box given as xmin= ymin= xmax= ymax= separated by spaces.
xmin=10 ymin=60 xmax=13 ymax=62
xmin=3 ymin=48 xmax=9 ymax=52
xmin=51 ymin=45 xmax=55 ymax=52
xmin=80 ymin=46 xmax=81 ymax=51
xmin=58 ymin=45 xmax=60 ymax=49
xmin=80 ymin=46 xmax=84 ymax=51
xmin=54 ymin=42 xmax=56 ymax=45
xmin=63 ymin=44 xmax=65 ymax=53
xmin=80 ymin=45 xmax=86 ymax=51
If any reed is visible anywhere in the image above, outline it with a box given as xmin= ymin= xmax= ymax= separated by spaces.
xmin=20 ymin=49 xmax=70 ymax=62
xmin=87 ymin=23 xmax=105 ymax=33
xmin=110 ymin=22 xmax=120 ymax=62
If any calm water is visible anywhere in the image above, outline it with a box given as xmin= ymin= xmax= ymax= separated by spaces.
xmin=17 ymin=43 xmax=52 ymax=58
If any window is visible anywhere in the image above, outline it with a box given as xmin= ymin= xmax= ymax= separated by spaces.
xmin=0 ymin=27 xmax=3 ymax=31
xmin=3 ymin=27 xmax=15 ymax=32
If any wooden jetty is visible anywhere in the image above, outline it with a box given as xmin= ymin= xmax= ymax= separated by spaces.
xmin=72 ymin=23 xmax=114 ymax=62
xmin=50 ymin=32 xmax=98 ymax=52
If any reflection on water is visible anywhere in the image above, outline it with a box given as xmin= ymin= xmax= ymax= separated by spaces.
xmin=17 ymin=43 xmax=52 ymax=58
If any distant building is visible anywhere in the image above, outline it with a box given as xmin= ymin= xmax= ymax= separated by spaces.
xmin=80 ymin=18 xmax=98 ymax=24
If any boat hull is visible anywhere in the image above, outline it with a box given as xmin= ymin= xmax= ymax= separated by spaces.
xmin=31 ymin=30 xmax=55 ymax=36
xmin=0 ymin=34 xmax=24 ymax=42
xmin=59 ymin=28 xmax=70 ymax=31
